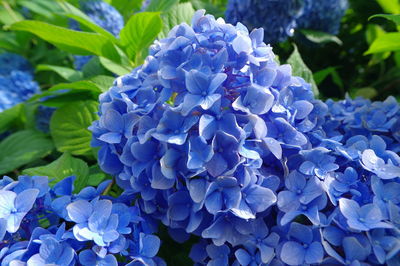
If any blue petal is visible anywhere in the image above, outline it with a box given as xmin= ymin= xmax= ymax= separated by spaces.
xmin=281 ymin=241 xmax=305 ymax=265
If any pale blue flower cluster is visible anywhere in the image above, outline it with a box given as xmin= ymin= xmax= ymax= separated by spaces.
xmin=0 ymin=53 xmax=40 ymax=113
xmin=225 ymin=0 xmax=348 ymax=44
xmin=70 ymin=0 xmax=124 ymax=70
xmin=91 ymin=10 xmax=400 ymax=265
xmin=0 ymin=175 xmax=163 ymax=265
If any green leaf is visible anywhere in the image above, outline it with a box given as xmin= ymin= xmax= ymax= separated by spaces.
xmin=159 ymin=2 xmax=195 ymax=39
xmin=81 ymin=57 xmax=107 ymax=78
xmin=287 ymin=45 xmax=319 ymax=97
xmin=30 ymin=80 xmax=102 ymax=104
xmin=352 ymin=87 xmax=378 ymax=99
xmin=99 ymin=56 xmax=132 ymax=75
xmin=375 ymin=0 xmax=400 ymax=14
xmin=120 ymin=12 xmax=162 ymax=60
xmin=58 ymin=1 xmax=117 ymax=42
xmin=87 ymin=165 xmax=109 ymax=187
xmin=0 ymin=6 xmax=23 ymax=25
xmin=50 ymin=101 xmax=99 ymax=156
xmin=36 ymin=64 xmax=83 ymax=82
xmin=365 ymin=33 xmax=400 ymax=54
xmin=10 ymin=20 xmax=120 ymax=62
xmin=111 ymin=0 xmax=142 ymax=20
xmin=313 ymin=67 xmax=343 ymax=89
xmin=300 ymin=29 xmax=342 ymax=45
xmin=22 ymin=153 xmax=89 ymax=189
xmin=0 ymin=104 xmax=23 ymax=133
xmin=0 ymin=130 xmax=54 ymax=174
xmin=19 ymin=0 xmax=63 ymax=18
xmin=145 ymin=0 xmax=179 ymax=12
xmin=370 ymin=14 xmax=400 ymax=26
xmin=89 ymin=75 xmax=115 ymax=92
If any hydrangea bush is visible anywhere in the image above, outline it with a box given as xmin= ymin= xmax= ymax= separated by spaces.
xmin=90 ymin=10 xmax=400 ymax=265
xmin=70 ymin=0 xmax=124 ymax=70
xmin=0 ymin=175 xmax=163 ymax=265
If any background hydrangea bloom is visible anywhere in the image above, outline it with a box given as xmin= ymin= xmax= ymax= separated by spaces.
xmin=225 ymin=0 xmax=304 ymax=44
xmin=70 ymin=0 xmax=124 ymax=70
xmin=297 ymin=0 xmax=349 ymax=35
xmin=0 ymin=53 xmax=40 ymax=113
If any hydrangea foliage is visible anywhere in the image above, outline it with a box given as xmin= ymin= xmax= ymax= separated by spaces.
xmin=0 ymin=175 xmax=163 ymax=265
xmin=90 ymin=9 xmax=400 ymax=265
xmin=70 ymin=0 xmax=124 ymax=70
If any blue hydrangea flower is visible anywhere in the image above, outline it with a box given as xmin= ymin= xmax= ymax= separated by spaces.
xmin=70 ymin=0 xmax=124 ymax=70
xmin=0 ymin=53 xmax=32 ymax=76
xmin=0 ymin=189 xmax=39 ymax=233
xmin=225 ymin=0 xmax=304 ymax=43
xmin=339 ymin=198 xmax=392 ymax=231
xmin=0 ymin=66 xmax=40 ymax=112
xmin=89 ymin=9 xmax=400 ymax=265
xmin=0 ymin=175 xmax=162 ymax=266
xmin=280 ymin=223 xmax=324 ymax=265
xmin=297 ymin=0 xmax=348 ymax=35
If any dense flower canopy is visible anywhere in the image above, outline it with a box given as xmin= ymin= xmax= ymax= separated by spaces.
xmin=0 ymin=53 xmax=40 ymax=113
xmin=0 ymin=175 xmax=163 ymax=265
xmin=90 ymin=9 xmax=400 ymax=265
xmin=70 ymin=0 xmax=124 ymax=70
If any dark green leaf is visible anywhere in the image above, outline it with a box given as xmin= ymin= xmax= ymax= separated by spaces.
xmin=22 ymin=153 xmax=89 ymax=189
xmin=369 ymin=14 xmax=400 ymax=26
xmin=287 ymin=45 xmax=319 ymax=97
xmin=0 ymin=104 xmax=23 ymax=133
xmin=120 ymin=12 xmax=162 ymax=60
xmin=300 ymin=29 xmax=342 ymax=45
xmin=10 ymin=20 xmax=120 ymax=62
xmin=50 ymin=101 xmax=99 ymax=156
xmin=0 ymin=130 xmax=54 ymax=174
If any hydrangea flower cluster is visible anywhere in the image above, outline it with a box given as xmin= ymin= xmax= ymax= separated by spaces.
xmin=70 ymin=0 xmax=124 ymax=70
xmin=0 ymin=175 xmax=163 ymax=265
xmin=225 ymin=0 xmax=348 ymax=44
xmin=225 ymin=0 xmax=304 ymax=44
xmin=297 ymin=0 xmax=349 ymax=35
xmin=0 ymin=53 xmax=40 ymax=113
xmin=91 ymin=10 xmax=400 ymax=265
